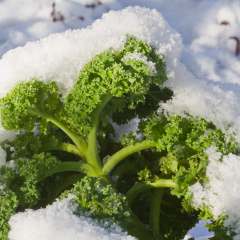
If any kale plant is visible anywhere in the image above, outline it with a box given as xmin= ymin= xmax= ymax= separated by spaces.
xmin=0 ymin=36 xmax=237 ymax=240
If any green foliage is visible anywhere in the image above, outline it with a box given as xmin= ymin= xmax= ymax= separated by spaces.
xmin=64 ymin=36 xmax=167 ymax=135
xmin=16 ymin=153 xmax=59 ymax=206
xmin=141 ymin=115 xmax=236 ymax=154
xmin=0 ymin=152 xmax=59 ymax=209
xmin=0 ymin=190 xmax=18 ymax=240
xmin=0 ymin=80 xmax=62 ymax=131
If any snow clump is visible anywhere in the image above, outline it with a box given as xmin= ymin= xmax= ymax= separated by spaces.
xmin=8 ymin=198 xmax=136 ymax=240
xmin=190 ymin=147 xmax=240 ymax=239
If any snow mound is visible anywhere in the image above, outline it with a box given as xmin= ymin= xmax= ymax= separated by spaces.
xmin=0 ymin=6 xmax=181 ymax=98
xmin=8 ymin=198 xmax=135 ymax=240
xmin=190 ymin=147 xmax=240 ymax=239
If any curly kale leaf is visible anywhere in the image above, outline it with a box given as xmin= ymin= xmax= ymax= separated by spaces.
xmin=63 ymin=176 xmax=130 ymax=222
xmin=16 ymin=153 xmax=59 ymax=206
xmin=64 ymin=36 xmax=167 ymax=136
xmin=141 ymin=115 xmax=236 ymax=154
xmin=0 ymin=153 xmax=59 ymax=208
xmin=0 ymin=80 xmax=62 ymax=131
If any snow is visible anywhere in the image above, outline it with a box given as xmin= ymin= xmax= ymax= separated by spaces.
xmin=0 ymin=0 xmax=121 ymax=55
xmin=8 ymin=198 xmax=135 ymax=240
xmin=0 ymin=6 xmax=181 ymax=98
xmin=190 ymin=147 xmax=240 ymax=239
xmin=188 ymin=221 xmax=214 ymax=240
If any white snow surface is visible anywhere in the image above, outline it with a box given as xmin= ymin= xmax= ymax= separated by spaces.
xmin=190 ymin=147 xmax=240 ymax=239
xmin=0 ymin=6 xmax=181 ymax=97
xmin=9 ymin=198 xmax=135 ymax=240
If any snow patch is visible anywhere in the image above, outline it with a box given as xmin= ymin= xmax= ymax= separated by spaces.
xmin=0 ymin=6 xmax=181 ymax=98
xmin=8 ymin=198 xmax=135 ymax=240
xmin=190 ymin=147 xmax=240 ymax=239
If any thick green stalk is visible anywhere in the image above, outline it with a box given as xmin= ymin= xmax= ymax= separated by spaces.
xmin=40 ymin=161 xmax=83 ymax=180
xmin=47 ymin=117 xmax=87 ymax=158
xmin=149 ymin=189 xmax=164 ymax=238
xmin=102 ymin=140 xmax=156 ymax=175
xmin=55 ymin=143 xmax=83 ymax=157
xmin=86 ymin=125 xmax=102 ymax=176
xmin=148 ymin=179 xmax=176 ymax=189
xmin=85 ymin=95 xmax=112 ymax=176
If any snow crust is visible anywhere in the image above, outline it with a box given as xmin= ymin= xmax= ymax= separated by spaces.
xmin=190 ymin=147 xmax=240 ymax=239
xmin=9 ymin=198 xmax=135 ymax=240
xmin=0 ymin=6 xmax=181 ymax=98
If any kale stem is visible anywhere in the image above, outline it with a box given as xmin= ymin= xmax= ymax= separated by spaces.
xmin=40 ymin=161 xmax=83 ymax=180
xmin=46 ymin=117 xmax=87 ymax=158
xmin=102 ymin=140 xmax=156 ymax=175
xmin=86 ymin=125 xmax=102 ymax=175
xmin=86 ymin=95 xmax=112 ymax=175
xmin=149 ymin=189 xmax=164 ymax=238
xmin=148 ymin=179 xmax=177 ymax=188
xmin=56 ymin=143 xmax=83 ymax=157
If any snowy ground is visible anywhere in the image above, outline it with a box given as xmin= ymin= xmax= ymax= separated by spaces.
xmin=1 ymin=0 xmax=240 ymax=239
